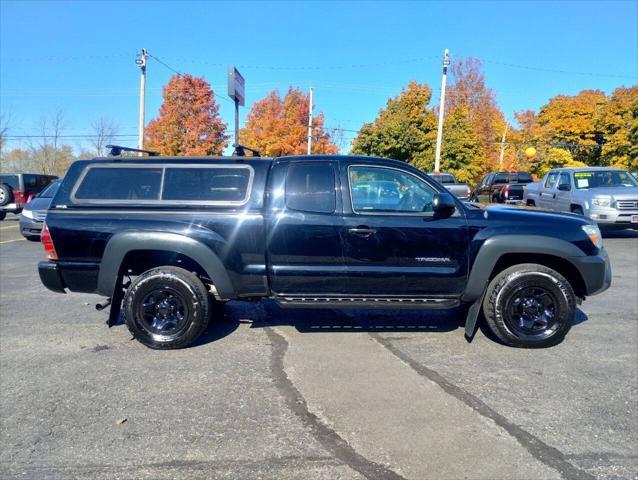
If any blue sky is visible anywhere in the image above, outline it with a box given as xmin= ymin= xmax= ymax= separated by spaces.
xmin=1 ymin=0 xmax=636 ymax=154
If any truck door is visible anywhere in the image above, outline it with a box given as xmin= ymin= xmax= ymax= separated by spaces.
xmin=340 ymin=163 xmax=470 ymax=297
xmin=538 ymin=170 xmax=559 ymax=209
xmin=265 ymin=160 xmax=345 ymax=295
xmin=478 ymin=174 xmax=493 ymax=202
xmin=553 ymin=171 xmax=572 ymax=212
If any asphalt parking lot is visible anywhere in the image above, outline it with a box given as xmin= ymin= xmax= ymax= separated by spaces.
xmin=1 ymin=213 xmax=637 ymax=480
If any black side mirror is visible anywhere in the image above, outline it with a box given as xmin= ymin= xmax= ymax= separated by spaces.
xmin=432 ymin=192 xmax=456 ymax=216
xmin=558 ymin=183 xmax=571 ymax=191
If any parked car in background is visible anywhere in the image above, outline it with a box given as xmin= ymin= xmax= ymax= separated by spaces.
xmin=38 ymin=154 xmax=610 ymax=350
xmin=524 ymin=167 xmax=638 ymax=230
xmin=470 ymin=171 xmax=534 ymax=204
xmin=20 ymin=180 xmax=61 ymax=240
xmin=427 ymin=172 xmax=471 ymax=201
xmin=0 ymin=173 xmax=58 ymax=221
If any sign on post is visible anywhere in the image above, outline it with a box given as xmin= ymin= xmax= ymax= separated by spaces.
xmin=228 ymin=66 xmax=245 ymax=106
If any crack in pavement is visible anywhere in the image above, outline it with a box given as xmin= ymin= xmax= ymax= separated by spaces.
xmin=370 ymin=333 xmax=596 ymax=480
xmin=3 ymin=455 xmax=339 ymax=476
xmin=265 ymin=327 xmax=407 ymax=480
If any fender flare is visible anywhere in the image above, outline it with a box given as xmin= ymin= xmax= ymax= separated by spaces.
xmin=97 ymin=231 xmax=235 ymax=300
xmin=461 ymin=234 xmax=586 ymax=303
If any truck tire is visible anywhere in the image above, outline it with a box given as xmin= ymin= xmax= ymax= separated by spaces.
xmin=571 ymin=206 xmax=584 ymax=215
xmin=0 ymin=211 xmax=6 ymax=221
xmin=122 ymin=266 xmax=211 ymax=349
xmin=0 ymin=184 xmax=13 ymax=206
xmin=482 ymin=263 xmax=575 ymax=348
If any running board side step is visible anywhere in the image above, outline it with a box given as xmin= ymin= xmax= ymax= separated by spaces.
xmin=275 ymin=296 xmax=460 ymax=309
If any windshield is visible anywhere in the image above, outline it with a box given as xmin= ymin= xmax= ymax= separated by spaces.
xmin=573 ymin=170 xmax=638 ymax=189
xmin=38 ymin=181 xmax=61 ymax=198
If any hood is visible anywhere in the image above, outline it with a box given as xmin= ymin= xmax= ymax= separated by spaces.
xmin=474 ymin=204 xmax=592 ymax=227
xmin=585 ymin=186 xmax=638 ymax=200
xmin=24 ymin=196 xmax=53 ymax=213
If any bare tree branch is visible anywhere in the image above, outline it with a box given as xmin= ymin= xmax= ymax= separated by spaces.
xmin=90 ymin=117 xmax=118 ymax=156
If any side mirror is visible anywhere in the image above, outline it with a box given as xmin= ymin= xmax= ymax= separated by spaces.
xmin=558 ymin=183 xmax=571 ymax=191
xmin=432 ymin=192 xmax=456 ymax=216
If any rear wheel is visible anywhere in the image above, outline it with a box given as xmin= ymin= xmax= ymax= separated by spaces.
xmin=526 ymin=200 xmax=535 ymax=207
xmin=123 ymin=266 xmax=211 ymax=349
xmin=482 ymin=263 xmax=575 ymax=348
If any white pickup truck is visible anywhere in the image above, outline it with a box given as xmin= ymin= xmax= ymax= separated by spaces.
xmin=524 ymin=167 xmax=638 ymax=230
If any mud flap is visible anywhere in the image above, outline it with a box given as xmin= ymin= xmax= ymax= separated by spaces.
xmin=464 ymin=291 xmax=486 ymax=342
xmin=107 ymin=276 xmax=126 ymax=327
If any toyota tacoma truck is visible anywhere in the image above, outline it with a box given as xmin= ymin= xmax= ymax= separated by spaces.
xmin=38 ymin=154 xmax=611 ymax=350
xmin=524 ymin=167 xmax=638 ymax=230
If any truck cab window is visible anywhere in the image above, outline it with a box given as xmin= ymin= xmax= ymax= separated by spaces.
xmin=349 ymin=166 xmax=435 ymax=214
xmin=545 ymin=172 xmax=559 ymax=189
xmin=285 ymin=163 xmax=336 ymax=214
xmin=558 ymin=172 xmax=571 ymax=187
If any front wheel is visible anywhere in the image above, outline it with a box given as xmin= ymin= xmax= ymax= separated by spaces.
xmin=482 ymin=264 xmax=576 ymax=348
xmin=123 ymin=266 xmax=211 ymax=349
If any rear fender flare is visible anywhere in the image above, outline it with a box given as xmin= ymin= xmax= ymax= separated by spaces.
xmin=97 ymin=231 xmax=234 ymax=299
xmin=461 ymin=235 xmax=585 ymax=302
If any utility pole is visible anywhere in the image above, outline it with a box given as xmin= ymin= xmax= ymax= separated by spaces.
xmin=307 ymin=86 xmax=313 ymax=155
xmin=434 ymin=49 xmax=450 ymax=173
xmin=235 ymin=99 xmax=239 ymax=148
xmin=498 ymin=123 xmax=509 ymax=170
xmin=136 ymin=48 xmax=147 ymax=153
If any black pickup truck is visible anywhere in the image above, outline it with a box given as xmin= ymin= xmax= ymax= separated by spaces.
xmin=38 ymin=155 xmax=611 ymax=349
xmin=471 ymin=171 xmax=534 ymax=204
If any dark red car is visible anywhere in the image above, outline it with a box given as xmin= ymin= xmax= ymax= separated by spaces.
xmin=0 ymin=173 xmax=58 ymax=221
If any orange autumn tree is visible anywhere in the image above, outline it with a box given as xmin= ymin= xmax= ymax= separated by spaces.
xmin=241 ymin=87 xmax=338 ymax=156
xmin=146 ymin=74 xmax=228 ymax=155
xmin=447 ymin=58 xmax=508 ymax=173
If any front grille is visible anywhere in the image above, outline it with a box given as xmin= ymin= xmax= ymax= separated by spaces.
xmin=33 ymin=211 xmax=47 ymax=221
xmin=616 ymin=200 xmax=638 ymax=210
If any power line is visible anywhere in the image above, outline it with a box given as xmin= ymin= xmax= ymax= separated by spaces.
xmin=5 ymin=134 xmax=138 ymax=139
xmin=146 ymin=51 xmax=182 ymax=77
xmin=483 ymin=58 xmax=637 ymax=80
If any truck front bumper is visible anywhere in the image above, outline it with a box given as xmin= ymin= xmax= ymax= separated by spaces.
xmin=588 ymin=208 xmax=638 ymax=229
xmin=571 ymin=248 xmax=612 ymax=296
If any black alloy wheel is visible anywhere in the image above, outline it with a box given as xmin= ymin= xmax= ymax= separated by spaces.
xmin=123 ymin=266 xmax=211 ymax=349
xmin=482 ymin=263 xmax=576 ymax=348
xmin=503 ymin=285 xmax=559 ymax=339
xmin=138 ymin=287 xmax=190 ymax=339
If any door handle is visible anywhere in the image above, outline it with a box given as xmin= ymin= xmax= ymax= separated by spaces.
xmin=349 ymin=227 xmax=376 ymax=237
